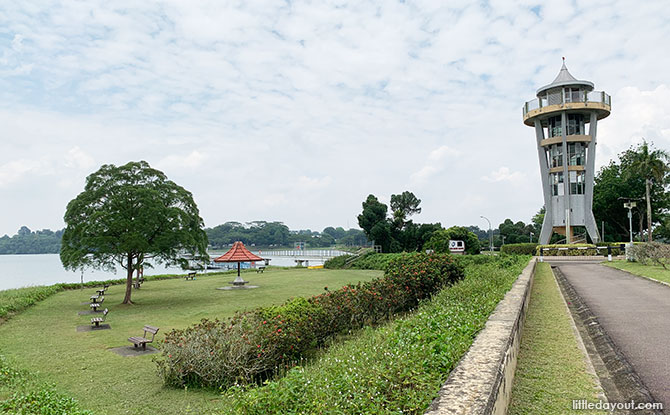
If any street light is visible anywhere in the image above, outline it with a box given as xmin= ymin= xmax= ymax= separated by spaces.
xmin=502 ymin=235 xmax=506 ymax=246
xmin=530 ymin=232 xmax=534 ymax=243
xmin=480 ymin=215 xmax=493 ymax=252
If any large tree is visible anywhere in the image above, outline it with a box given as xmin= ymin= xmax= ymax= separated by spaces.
xmin=390 ymin=191 xmax=422 ymax=230
xmin=621 ymin=141 xmax=670 ymax=241
xmin=60 ymin=161 xmax=209 ymax=304
xmin=357 ymin=194 xmax=392 ymax=252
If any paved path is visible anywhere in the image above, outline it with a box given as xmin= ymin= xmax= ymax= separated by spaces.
xmin=555 ymin=262 xmax=670 ymax=412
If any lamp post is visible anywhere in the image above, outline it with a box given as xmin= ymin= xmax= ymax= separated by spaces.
xmin=502 ymin=235 xmax=506 ymax=246
xmin=623 ymin=201 xmax=636 ymax=244
xmin=481 ymin=215 xmax=493 ymax=252
xmin=530 ymin=232 xmax=534 ymax=243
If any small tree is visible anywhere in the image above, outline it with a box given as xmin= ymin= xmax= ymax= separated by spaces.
xmin=60 ymin=161 xmax=209 ymax=304
xmin=622 ymin=141 xmax=670 ymax=242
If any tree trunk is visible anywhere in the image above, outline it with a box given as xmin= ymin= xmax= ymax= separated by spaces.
xmin=646 ymin=178 xmax=653 ymax=242
xmin=122 ymin=252 xmax=134 ymax=304
xmin=638 ymin=212 xmax=644 ymax=242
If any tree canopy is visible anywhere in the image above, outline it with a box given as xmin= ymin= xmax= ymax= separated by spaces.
xmin=0 ymin=227 xmax=63 ymax=254
xmin=60 ymin=161 xmax=209 ymax=304
xmin=593 ymin=142 xmax=669 ymax=242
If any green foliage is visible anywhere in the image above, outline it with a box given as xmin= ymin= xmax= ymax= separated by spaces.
xmin=324 ymin=252 xmax=407 ymax=271
xmin=499 ymin=219 xmax=536 ymax=244
xmin=629 ymin=242 xmax=670 ymax=269
xmin=594 ymin=141 xmax=670 ymax=242
xmin=424 ymin=226 xmax=481 ymax=255
xmin=358 ymin=194 xmax=392 ymax=252
xmin=0 ymin=227 xmax=63 ymax=254
xmin=390 ymin=191 xmax=422 ymax=230
xmin=501 ymin=243 xmax=539 ymax=255
xmin=323 ymin=254 xmax=352 ymax=269
xmin=221 ymin=255 xmax=529 ymax=414
xmin=536 ymin=244 xmax=623 ymax=256
xmin=60 ymin=160 xmax=209 ymax=304
xmin=0 ymin=355 xmax=92 ymax=414
xmin=157 ymin=253 xmax=463 ymax=389
xmin=0 ymin=285 xmax=63 ymax=319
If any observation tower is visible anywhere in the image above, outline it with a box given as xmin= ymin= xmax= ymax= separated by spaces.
xmin=523 ymin=59 xmax=611 ymax=244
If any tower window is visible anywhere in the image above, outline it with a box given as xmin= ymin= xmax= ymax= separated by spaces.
xmin=550 ymin=145 xmax=563 ymax=168
xmin=569 ymin=170 xmax=585 ymax=194
xmin=551 ymin=172 xmax=564 ymax=196
xmin=567 ymin=114 xmax=585 ymax=135
xmin=548 ymin=116 xmax=562 ymax=138
xmin=568 ymin=143 xmax=585 ymax=166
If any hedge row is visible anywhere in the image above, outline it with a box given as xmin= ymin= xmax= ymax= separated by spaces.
xmin=221 ymin=255 xmax=530 ymax=414
xmin=156 ymin=253 xmax=464 ymax=389
xmin=536 ymin=243 xmax=624 ymax=256
xmin=0 ymin=355 xmax=92 ymax=414
xmin=324 ymin=252 xmax=406 ymax=270
xmin=501 ymin=243 xmax=538 ymax=255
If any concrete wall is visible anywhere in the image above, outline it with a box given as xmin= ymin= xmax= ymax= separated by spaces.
xmin=424 ymin=259 xmax=536 ymax=415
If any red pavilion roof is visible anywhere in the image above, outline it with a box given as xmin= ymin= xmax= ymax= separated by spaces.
xmin=213 ymin=241 xmax=264 ymax=263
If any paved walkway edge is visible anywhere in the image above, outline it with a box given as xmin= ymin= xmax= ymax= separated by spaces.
xmin=425 ymin=258 xmax=536 ymax=415
xmin=553 ymin=266 xmax=662 ymax=415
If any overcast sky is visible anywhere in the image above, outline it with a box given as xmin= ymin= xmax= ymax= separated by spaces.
xmin=1 ymin=0 xmax=669 ymax=236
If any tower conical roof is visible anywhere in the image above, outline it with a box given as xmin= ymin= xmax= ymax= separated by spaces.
xmin=213 ymin=241 xmax=264 ymax=262
xmin=536 ymin=59 xmax=594 ymax=95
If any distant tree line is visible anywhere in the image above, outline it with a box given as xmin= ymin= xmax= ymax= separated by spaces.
xmin=0 ymin=222 xmax=369 ymax=254
xmin=204 ymin=221 xmax=368 ymax=249
xmin=0 ymin=226 xmax=63 ymax=254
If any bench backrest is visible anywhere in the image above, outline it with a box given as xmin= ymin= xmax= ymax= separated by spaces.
xmin=188 ymin=272 xmax=196 ymax=277
xmin=142 ymin=325 xmax=159 ymax=341
xmin=102 ymin=309 xmax=109 ymax=318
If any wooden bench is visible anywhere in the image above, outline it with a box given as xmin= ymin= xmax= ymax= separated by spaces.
xmin=90 ymin=297 xmax=104 ymax=311
xmin=96 ymin=288 xmax=106 ymax=296
xmin=256 ymin=266 xmax=266 ymax=273
xmin=91 ymin=309 xmax=108 ymax=327
xmin=185 ymin=272 xmax=196 ymax=280
xmin=128 ymin=325 xmax=159 ymax=350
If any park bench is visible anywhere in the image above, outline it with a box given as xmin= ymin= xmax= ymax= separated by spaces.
xmin=133 ymin=277 xmax=145 ymax=289
xmin=90 ymin=294 xmax=99 ymax=303
xmin=185 ymin=272 xmax=196 ymax=280
xmin=128 ymin=325 xmax=159 ymax=350
xmin=91 ymin=309 xmax=109 ymax=327
xmin=96 ymin=288 xmax=105 ymax=296
xmin=256 ymin=266 xmax=266 ymax=273
xmin=90 ymin=297 xmax=104 ymax=311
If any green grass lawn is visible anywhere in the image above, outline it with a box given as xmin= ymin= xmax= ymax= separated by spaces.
xmin=605 ymin=260 xmax=670 ymax=284
xmin=0 ymin=268 xmax=381 ymax=415
xmin=508 ymin=263 xmax=606 ymax=415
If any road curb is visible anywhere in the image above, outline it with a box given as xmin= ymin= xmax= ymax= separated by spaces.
xmin=552 ymin=265 xmax=662 ymax=415
xmin=425 ymin=258 xmax=536 ymax=415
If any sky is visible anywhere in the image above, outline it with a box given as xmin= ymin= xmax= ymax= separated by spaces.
xmin=1 ymin=0 xmax=669 ymax=237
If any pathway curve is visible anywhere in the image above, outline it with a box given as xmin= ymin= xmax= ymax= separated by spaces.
xmin=555 ymin=262 xmax=670 ymax=412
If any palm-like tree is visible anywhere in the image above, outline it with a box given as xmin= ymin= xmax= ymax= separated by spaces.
xmin=624 ymin=141 xmax=670 ymax=241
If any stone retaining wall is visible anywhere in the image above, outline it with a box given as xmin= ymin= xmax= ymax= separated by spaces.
xmin=425 ymin=259 xmax=536 ymax=415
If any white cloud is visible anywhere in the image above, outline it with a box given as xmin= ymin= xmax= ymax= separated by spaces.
xmin=157 ymin=151 xmax=208 ymax=170
xmin=481 ymin=167 xmax=525 ymax=183
xmin=297 ymin=175 xmax=332 ymax=189
xmin=64 ymin=146 xmax=95 ymax=170
xmin=0 ymin=1 xmax=669 ymax=234
xmin=411 ymin=145 xmax=460 ymax=184
xmin=0 ymin=159 xmax=42 ymax=187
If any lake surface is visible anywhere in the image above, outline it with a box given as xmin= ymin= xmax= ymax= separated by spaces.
xmin=0 ymin=253 xmax=329 ymax=291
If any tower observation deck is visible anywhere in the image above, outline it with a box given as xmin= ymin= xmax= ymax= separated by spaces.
xmin=523 ymin=60 xmax=611 ymax=244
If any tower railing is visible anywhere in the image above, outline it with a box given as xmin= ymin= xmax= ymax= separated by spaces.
xmin=523 ymin=90 xmax=611 ymax=117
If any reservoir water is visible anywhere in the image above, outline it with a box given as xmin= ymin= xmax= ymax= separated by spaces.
xmin=0 ymin=253 xmax=330 ymax=291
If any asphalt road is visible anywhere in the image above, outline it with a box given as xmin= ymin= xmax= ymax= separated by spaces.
xmin=556 ymin=262 xmax=670 ymax=412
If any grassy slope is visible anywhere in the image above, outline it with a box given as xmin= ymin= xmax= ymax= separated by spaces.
xmin=605 ymin=260 xmax=670 ymax=284
xmin=508 ymin=263 xmax=606 ymax=415
xmin=0 ymin=268 xmax=381 ymax=415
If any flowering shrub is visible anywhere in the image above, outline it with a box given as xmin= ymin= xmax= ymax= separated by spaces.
xmin=156 ymin=253 xmax=463 ymax=389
